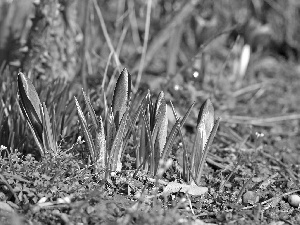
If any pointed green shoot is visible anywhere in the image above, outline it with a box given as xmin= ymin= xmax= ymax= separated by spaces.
xmin=190 ymin=99 xmax=219 ymax=185
xmin=106 ymin=110 xmax=116 ymax=155
xmin=152 ymin=92 xmax=168 ymax=153
xmin=195 ymin=117 xmax=220 ymax=184
xmin=17 ymin=72 xmax=44 ymax=155
xmin=191 ymin=99 xmax=214 ymax=174
xmin=112 ymin=68 xmax=131 ymax=128
xmin=152 ymin=92 xmax=168 ymax=175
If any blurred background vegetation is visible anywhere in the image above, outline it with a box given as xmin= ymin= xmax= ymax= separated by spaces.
xmin=1 ymin=0 xmax=299 ymax=85
xmin=1 ymin=0 xmax=300 ymax=154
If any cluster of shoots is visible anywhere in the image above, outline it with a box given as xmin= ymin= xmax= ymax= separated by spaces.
xmin=17 ymin=68 xmax=219 ymax=185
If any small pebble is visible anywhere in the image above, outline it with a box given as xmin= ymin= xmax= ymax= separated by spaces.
xmin=243 ymin=191 xmax=259 ymax=204
xmin=288 ymin=194 xmax=300 ymax=207
xmin=0 ymin=202 xmax=14 ymax=213
xmin=52 ymin=209 xmax=60 ymax=215
xmin=0 ymin=192 xmax=7 ymax=201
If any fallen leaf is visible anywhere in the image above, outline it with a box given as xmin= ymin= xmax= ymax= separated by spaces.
xmin=162 ymin=182 xmax=208 ymax=196
xmin=0 ymin=201 xmax=14 ymax=213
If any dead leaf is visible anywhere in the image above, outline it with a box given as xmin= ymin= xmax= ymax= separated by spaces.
xmin=162 ymin=182 xmax=208 ymax=196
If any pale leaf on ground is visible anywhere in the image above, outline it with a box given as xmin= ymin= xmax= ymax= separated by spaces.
xmin=0 ymin=202 xmax=14 ymax=213
xmin=162 ymin=182 xmax=208 ymax=196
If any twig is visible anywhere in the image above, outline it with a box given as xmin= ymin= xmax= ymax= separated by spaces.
xmin=116 ymin=24 xmax=130 ymax=57
xmin=185 ymin=193 xmax=195 ymax=215
xmin=260 ymin=151 xmax=298 ymax=182
xmin=102 ymin=51 xmax=114 ymax=90
xmin=80 ymin=0 xmax=90 ymax=91
xmin=221 ymin=125 xmax=298 ymax=182
xmin=221 ymin=113 xmax=300 ymax=126
xmin=232 ymin=81 xmax=272 ymax=97
xmin=114 ymin=1 xmax=126 ymax=39
xmin=236 ymin=175 xmax=254 ymax=203
xmin=167 ymin=23 xmax=184 ymax=76
xmin=134 ymin=0 xmax=152 ymax=91
xmin=219 ymin=163 xmax=239 ymax=193
xmin=128 ymin=0 xmax=142 ymax=49
xmin=92 ymin=0 xmax=121 ymax=71
xmin=32 ymin=202 xmax=70 ymax=213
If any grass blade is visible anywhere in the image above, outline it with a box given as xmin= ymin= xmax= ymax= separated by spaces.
xmin=131 ymin=91 xmax=150 ymax=127
xmin=161 ymin=102 xmax=195 ymax=161
xmin=41 ymin=102 xmax=57 ymax=154
xmin=137 ymin=116 xmax=147 ymax=169
xmin=130 ymin=88 xmax=149 ymax=117
xmin=177 ymin=126 xmax=190 ymax=183
xmin=141 ymin=107 xmax=154 ymax=174
xmin=74 ymin=97 xmax=95 ymax=164
xmin=123 ymin=91 xmax=150 ymax=150
xmin=106 ymin=111 xmax=116 ymax=155
xmin=95 ymin=116 xmax=106 ymax=178
xmin=110 ymin=109 xmax=130 ymax=171
xmin=82 ymin=89 xmax=99 ymax=129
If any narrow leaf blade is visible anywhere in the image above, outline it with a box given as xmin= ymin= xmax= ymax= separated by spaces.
xmin=106 ymin=110 xmax=116 ymax=154
xmin=141 ymin=107 xmax=155 ymax=175
xmin=74 ymin=97 xmax=95 ymax=163
xmin=161 ymin=102 xmax=194 ymax=161
xmin=137 ymin=115 xmax=147 ymax=169
xmin=82 ymin=89 xmax=98 ymax=129
xmin=41 ymin=102 xmax=57 ymax=154
xmin=110 ymin=109 xmax=130 ymax=171
xmin=95 ymin=116 xmax=107 ymax=178
xmin=19 ymin=99 xmax=44 ymax=155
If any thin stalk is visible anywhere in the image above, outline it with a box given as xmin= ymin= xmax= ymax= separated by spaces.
xmin=92 ymin=0 xmax=121 ymax=71
xmin=134 ymin=0 xmax=152 ymax=91
xmin=80 ymin=0 xmax=90 ymax=91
